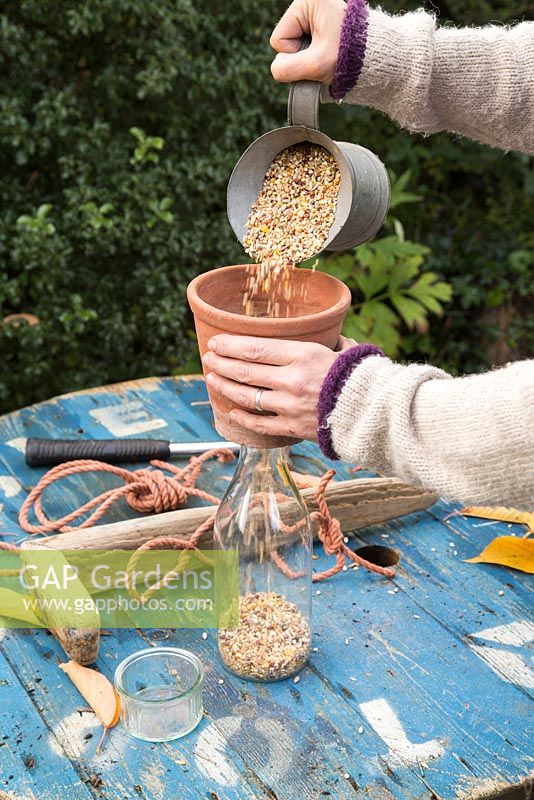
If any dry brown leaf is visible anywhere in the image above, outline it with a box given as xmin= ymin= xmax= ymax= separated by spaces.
xmin=290 ymin=471 xmax=323 ymax=489
xmin=460 ymin=505 xmax=534 ymax=535
xmin=59 ymin=660 xmax=120 ymax=753
xmin=465 ymin=536 xmax=534 ymax=573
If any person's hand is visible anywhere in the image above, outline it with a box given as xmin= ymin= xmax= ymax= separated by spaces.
xmin=270 ymin=0 xmax=346 ymax=84
xmin=201 ymin=335 xmax=349 ymax=441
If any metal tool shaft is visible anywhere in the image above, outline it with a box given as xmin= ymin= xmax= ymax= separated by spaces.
xmin=168 ymin=441 xmax=239 ymax=455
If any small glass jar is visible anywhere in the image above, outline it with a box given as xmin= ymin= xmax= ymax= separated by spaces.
xmin=214 ymin=446 xmax=312 ymax=682
xmin=114 ymin=647 xmax=203 ymax=741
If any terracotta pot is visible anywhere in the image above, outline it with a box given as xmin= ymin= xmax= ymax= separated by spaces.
xmin=187 ymin=264 xmax=351 ymax=448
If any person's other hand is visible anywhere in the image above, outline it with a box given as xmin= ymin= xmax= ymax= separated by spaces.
xmin=270 ymin=0 xmax=346 ymax=84
xmin=201 ymin=335 xmax=345 ymax=441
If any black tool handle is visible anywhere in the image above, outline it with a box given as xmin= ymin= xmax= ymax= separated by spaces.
xmin=26 ymin=438 xmax=171 ymax=467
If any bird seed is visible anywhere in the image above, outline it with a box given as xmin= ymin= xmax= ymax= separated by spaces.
xmin=242 ymin=143 xmax=340 ymax=317
xmin=218 ymin=592 xmax=311 ymax=681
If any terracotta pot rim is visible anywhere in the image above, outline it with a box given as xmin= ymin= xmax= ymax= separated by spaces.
xmin=187 ymin=264 xmax=351 ymax=335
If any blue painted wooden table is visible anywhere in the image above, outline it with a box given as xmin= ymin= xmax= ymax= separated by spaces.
xmin=0 ymin=376 xmax=532 ymax=800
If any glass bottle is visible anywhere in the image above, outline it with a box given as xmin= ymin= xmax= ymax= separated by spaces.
xmin=214 ymin=446 xmax=312 ymax=682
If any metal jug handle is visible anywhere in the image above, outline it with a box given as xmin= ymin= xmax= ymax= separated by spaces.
xmin=287 ymin=36 xmax=321 ymax=130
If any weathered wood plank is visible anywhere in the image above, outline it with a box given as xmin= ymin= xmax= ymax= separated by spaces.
xmin=306 ymin=519 xmax=533 ymax=799
xmin=0 ymin=623 xmax=429 ymax=800
xmin=0 ymin=629 xmax=251 ymax=800
xmin=368 ymin=509 xmax=534 ymax=700
xmin=0 ymin=375 xmax=531 ymax=800
xmin=0 ymin=645 xmax=91 ymax=800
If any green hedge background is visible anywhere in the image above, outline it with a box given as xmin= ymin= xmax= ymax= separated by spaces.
xmin=1 ymin=0 xmax=532 ymax=413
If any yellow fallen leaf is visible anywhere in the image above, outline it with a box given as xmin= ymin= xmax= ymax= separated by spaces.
xmin=59 ymin=660 xmax=120 ymax=753
xmin=0 ymin=588 xmax=43 ymax=627
xmin=460 ymin=506 xmax=534 ymax=535
xmin=465 ymin=536 xmax=534 ymax=573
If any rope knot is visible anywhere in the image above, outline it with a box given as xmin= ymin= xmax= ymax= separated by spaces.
xmin=318 ymin=516 xmax=344 ymax=555
xmin=126 ymin=469 xmax=188 ymax=514
xmin=313 ymin=468 xmax=344 ymax=555
xmin=17 ymin=452 xmax=228 ymax=534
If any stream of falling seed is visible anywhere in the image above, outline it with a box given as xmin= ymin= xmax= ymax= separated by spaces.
xmin=242 ymin=143 xmax=340 ymax=318
xmin=226 ymin=145 xmax=338 ymax=679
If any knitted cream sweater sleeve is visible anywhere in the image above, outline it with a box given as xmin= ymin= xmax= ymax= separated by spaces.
xmin=318 ymin=354 xmax=534 ymax=509
xmin=325 ymin=3 xmax=534 ymax=154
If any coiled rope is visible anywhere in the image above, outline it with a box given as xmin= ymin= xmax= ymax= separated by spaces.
xmin=10 ymin=451 xmax=394 ymax=582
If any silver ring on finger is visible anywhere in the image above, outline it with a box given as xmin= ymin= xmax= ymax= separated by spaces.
xmin=254 ymin=389 xmax=264 ymax=413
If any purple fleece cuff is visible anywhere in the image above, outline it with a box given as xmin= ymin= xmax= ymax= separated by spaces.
xmin=317 ymin=343 xmax=383 ymax=460
xmin=330 ymin=0 xmax=369 ymax=101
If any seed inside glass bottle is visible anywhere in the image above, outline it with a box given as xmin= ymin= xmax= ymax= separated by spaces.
xmin=219 ymin=592 xmax=311 ymax=681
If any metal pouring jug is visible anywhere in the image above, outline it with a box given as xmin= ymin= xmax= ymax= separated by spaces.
xmin=227 ymin=76 xmax=390 ymax=253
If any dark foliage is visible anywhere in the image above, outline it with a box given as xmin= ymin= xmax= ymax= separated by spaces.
xmin=0 ymin=0 xmax=531 ymax=412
